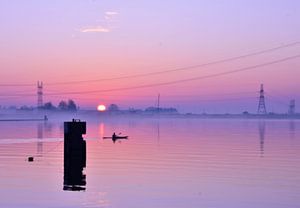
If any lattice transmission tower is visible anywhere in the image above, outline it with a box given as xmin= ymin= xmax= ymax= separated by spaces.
xmin=257 ymin=84 xmax=267 ymax=114
xmin=37 ymin=81 xmax=43 ymax=109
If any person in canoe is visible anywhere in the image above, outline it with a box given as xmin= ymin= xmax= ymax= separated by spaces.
xmin=112 ymin=132 xmax=117 ymax=140
xmin=103 ymin=133 xmax=128 ymax=143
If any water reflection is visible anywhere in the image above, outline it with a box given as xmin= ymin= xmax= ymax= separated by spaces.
xmin=37 ymin=123 xmax=43 ymax=156
xmin=1 ymin=119 xmax=300 ymax=207
xmin=258 ymin=121 xmax=266 ymax=157
xmin=103 ymin=135 xmax=128 ymax=143
xmin=99 ymin=122 xmax=105 ymax=139
xmin=63 ymin=155 xmax=86 ymax=191
xmin=36 ymin=121 xmax=55 ymax=156
xmin=113 ymin=136 xmax=128 ymax=143
xmin=289 ymin=120 xmax=295 ymax=139
xmin=63 ymin=120 xmax=86 ymax=191
xmin=155 ymin=120 xmax=160 ymax=146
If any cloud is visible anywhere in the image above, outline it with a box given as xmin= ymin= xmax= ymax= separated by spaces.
xmin=79 ymin=11 xmax=118 ymax=33
xmin=105 ymin=11 xmax=118 ymax=16
xmin=105 ymin=11 xmax=118 ymax=20
xmin=80 ymin=26 xmax=110 ymax=33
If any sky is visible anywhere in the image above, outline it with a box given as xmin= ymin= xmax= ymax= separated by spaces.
xmin=0 ymin=0 xmax=299 ymax=113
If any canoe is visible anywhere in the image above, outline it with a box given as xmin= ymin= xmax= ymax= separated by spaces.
xmin=103 ymin=136 xmax=128 ymax=139
xmin=114 ymin=136 xmax=128 ymax=139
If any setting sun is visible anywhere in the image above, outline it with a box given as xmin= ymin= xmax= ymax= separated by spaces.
xmin=97 ymin=104 xmax=106 ymax=112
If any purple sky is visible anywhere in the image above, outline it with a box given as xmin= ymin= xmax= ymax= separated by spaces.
xmin=0 ymin=0 xmax=299 ymax=113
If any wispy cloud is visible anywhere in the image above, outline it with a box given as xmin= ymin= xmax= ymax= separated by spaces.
xmin=105 ymin=11 xmax=118 ymax=16
xmin=79 ymin=11 xmax=118 ymax=33
xmin=105 ymin=11 xmax=119 ymax=20
xmin=80 ymin=26 xmax=110 ymax=33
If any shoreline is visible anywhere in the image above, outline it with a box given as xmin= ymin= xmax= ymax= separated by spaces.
xmin=0 ymin=109 xmax=299 ymax=121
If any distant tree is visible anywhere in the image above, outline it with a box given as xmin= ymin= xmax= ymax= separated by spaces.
xmin=67 ymin=99 xmax=77 ymax=111
xmin=145 ymin=107 xmax=158 ymax=112
xmin=8 ymin=106 xmax=17 ymax=110
xmin=42 ymin=102 xmax=56 ymax=110
xmin=145 ymin=106 xmax=178 ymax=114
xmin=128 ymin=107 xmax=142 ymax=114
xmin=243 ymin=111 xmax=249 ymax=115
xmin=19 ymin=105 xmax=33 ymax=111
xmin=58 ymin=100 xmax=77 ymax=111
xmin=108 ymin=104 xmax=119 ymax=111
xmin=58 ymin=100 xmax=68 ymax=110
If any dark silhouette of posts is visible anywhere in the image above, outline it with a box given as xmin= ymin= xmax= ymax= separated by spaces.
xmin=63 ymin=119 xmax=86 ymax=191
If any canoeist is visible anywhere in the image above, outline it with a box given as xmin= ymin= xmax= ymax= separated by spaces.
xmin=103 ymin=133 xmax=128 ymax=143
xmin=112 ymin=132 xmax=116 ymax=139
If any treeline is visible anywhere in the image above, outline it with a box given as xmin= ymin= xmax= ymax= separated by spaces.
xmin=40 ymin=99 xmax=78 ymax=111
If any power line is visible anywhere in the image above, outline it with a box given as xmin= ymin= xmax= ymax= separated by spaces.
xmin=0 ymin=94 xmax=35 ymax=97
xmin=44 ymin=41 xmax=300 ymax=85
xmin=0 ymin=41 xmax=298 ymax=87
xmin=163 ymin=91 xmax=257 ymax=98
xmin=165 ymin=97 xmax=257 ymax=102
xmin=0 ymin=55 xmax=299 ymax=98
xmin=43 ymin=54 xmax=300 ymax=95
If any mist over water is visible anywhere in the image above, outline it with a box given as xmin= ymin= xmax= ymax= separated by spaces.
xmin=0 ymin=118 xmax=299 ymax=208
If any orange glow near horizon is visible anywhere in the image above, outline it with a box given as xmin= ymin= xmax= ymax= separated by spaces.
xmin=97 ymin=104 xmax=106 ymax=112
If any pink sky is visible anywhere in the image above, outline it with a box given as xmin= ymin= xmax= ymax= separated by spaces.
xmin=0 ymin=1 xmax=299 ymax=113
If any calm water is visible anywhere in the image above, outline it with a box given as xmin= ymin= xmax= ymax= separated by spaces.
xmin=0 ymin=118 xmax=299 ymax=208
